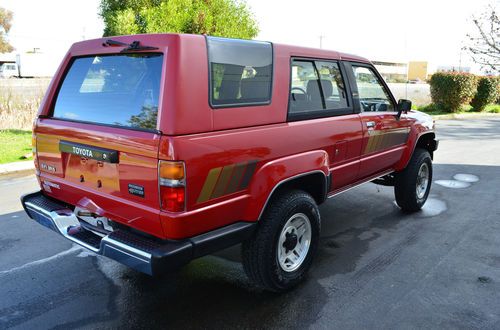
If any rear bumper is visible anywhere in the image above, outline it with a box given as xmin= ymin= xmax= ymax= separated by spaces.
xmin=21 ymin=191 xmax=256 ymax=275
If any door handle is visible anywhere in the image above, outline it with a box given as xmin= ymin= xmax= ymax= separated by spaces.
xmin=366 ymin=121 xmax=376 ymax=128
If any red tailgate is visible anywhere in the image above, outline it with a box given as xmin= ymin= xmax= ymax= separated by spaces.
xmin=35 ymin=119 xmax=163 ymax=237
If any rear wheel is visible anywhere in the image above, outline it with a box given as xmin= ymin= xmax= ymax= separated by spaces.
xmin=394 ymin=148 xmax=432 ymax=212
xmin=241 ymin=190 xmax=320 ymax=292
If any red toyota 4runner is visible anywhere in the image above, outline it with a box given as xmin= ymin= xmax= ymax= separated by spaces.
xmin=21 ymin=34 xmax=438 ymax=292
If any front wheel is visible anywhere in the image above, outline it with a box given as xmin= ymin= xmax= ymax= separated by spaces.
xmin=394 ymin=148 xmax=433 ymax=212
xmin=241 ymin=190 xmax=320 ymax=292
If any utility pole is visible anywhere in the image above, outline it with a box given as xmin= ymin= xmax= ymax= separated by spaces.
xmin=319 ymin=35 xmax=325 ymax=49
xmin=458 ymin=45 xmax=466 ymax=72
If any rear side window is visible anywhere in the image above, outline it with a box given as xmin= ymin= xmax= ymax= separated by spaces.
xmin=207 ymin=37 xmax=273 ymax=107
xmin=53 ymin=53 xmax=163 ymax=130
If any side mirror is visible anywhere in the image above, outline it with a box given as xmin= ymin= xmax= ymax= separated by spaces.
xmin=396 ymin=99 xmax=411 ymax=120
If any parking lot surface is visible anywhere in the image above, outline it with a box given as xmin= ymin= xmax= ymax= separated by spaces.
xmin=1 ymin=118 xmax=499 ymax=329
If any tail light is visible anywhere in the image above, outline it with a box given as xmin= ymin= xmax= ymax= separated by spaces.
xmin=32 ymin=134 xmax=37 ymax=155
xmin=32 ymin=133 xmax=38 ymax=171
xmin=159 ymin=161 xmax=186 ymax=212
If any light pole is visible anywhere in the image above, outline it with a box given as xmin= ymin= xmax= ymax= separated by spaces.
xmin=319 ymin=35 xmax=325 ymax=49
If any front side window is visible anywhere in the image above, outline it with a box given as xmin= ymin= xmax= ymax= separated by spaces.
xmin=289 ymin=60 xmax=349 ymax=117
xmin=351 ymin=66 xmax=394 ymax=112
xmin=53 ymin=53 xmax=163 ymax=130
xmin=207 ymin=37 xmax=273 ymax=107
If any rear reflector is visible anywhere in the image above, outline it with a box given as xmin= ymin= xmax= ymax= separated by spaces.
xmin=159 ymin=161 xmax=186 ymax=212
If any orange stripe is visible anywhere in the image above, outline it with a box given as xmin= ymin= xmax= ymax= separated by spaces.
xmin=211 ymin=164 xmax=235 ymax=199
xmin=197 ymin=167 xmax=222 ymax=203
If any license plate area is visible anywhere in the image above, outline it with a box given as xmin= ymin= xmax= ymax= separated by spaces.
xmin=63 ymin=154 xmax=120 ymax=192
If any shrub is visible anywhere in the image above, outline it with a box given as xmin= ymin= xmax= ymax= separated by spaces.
xmin=429 ymin=72 xmax=478 ymax=112
xmin=487 ymin=105 xmax=500 ymax=113
xmin=470 ymin=76 xmax=500 ymax=111
xmin=416 ymin=103 xmax=441 ymax=113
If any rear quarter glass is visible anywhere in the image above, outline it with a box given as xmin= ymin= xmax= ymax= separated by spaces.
xmin=52 ymin=53 xmax=163 ymax=130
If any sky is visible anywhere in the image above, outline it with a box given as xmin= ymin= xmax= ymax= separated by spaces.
xmin=1 ymin=0 xmax=498 ymax=73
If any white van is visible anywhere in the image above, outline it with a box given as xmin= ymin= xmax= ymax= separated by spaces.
xmin=0 ymin=63 xmax=18 ymax=78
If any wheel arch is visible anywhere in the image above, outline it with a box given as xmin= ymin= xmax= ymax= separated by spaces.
xmin=395 ymin=131 xmax=437 ymax=171
xmin=257 ymin=171 xmax=328 ymax=221
xmin=242 ymin=150 xmax=330 ymax=221
xmin=415 ymin=132 xmax=437 ymax=159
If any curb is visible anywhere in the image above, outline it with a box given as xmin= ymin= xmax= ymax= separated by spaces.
xmin=0 ymin=161 xmax=35 ymax=177
xmin=432 ymin=112 xmax=500 ymax=120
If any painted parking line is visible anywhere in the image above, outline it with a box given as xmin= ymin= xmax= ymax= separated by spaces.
xmin=0 ymin=245 xmax=82 ymax=276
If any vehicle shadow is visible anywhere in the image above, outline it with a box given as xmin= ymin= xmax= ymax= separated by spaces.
xmin=106 ymin=162 xmax=500 ymax=329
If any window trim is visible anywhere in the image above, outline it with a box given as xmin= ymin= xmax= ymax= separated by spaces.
xmin=49 ymin=52 xmax=164 ymax=133
xmin=287 ymin=57 xmax=354 ymax=122
xmin=345 ymin=61 xmax=398 ymax=113
xmin=43 ymin=116 xmax=162 ymax=134
xmin=205 ymin=36 xmax=274 ymax=109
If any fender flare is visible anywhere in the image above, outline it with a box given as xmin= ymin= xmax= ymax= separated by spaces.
xmin=242 ymin=150 xmax=329 ymax=221
xmin=395 ymin=130 xmax=437 ymax=171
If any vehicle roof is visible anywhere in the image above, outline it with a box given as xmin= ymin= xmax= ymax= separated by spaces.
xmin=272 ymin=41 xmax=370 ymax=63
xmin=73 ymin=33 xmax=371 ymax=64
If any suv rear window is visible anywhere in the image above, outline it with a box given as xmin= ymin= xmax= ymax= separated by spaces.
xmin=53 ymin=53 xmax=163 ymax=130
xmin=207 ymin=37 xmax=273 ymax=108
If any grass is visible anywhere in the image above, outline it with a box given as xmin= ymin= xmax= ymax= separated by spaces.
xmin=413 ymin=103 xmax=500 ymax=116
xmin=0 ymin=129 xmax=32 ymax=164
xmin=0 ymin=78 xmax=49 ymax=130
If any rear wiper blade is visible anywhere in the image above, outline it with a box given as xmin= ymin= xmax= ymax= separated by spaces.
xmin=103 ymin=39 xmax=159 ymax=52
xmin=121 ymin=41 xmax=159 ymax=52
xmin=103 ymin=39 xmax=128 ymax=47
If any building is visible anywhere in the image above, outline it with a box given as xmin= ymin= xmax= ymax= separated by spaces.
xmin=373 ymin=60 xmax=408 ymax=83
xmin=373 ymin=60 xmax=430 ymax=83
xmin=407 ymin=61 xmax=429 ymax=81
xmin=436 ymin=65 xmax=471 ymax=73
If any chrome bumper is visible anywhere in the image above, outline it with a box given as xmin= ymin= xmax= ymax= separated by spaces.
xmin=21 ymin=191 xmax=157 ymax=274
xmin=21 ymin=191 xmax=256 ymax=276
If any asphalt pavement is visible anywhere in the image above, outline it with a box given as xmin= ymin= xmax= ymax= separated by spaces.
xmin=1 ymin=118 xmax=499 ymax=329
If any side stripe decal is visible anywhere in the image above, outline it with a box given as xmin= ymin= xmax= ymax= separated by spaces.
xmin=238 ymin=160 xmax=258 ymax=190
xmin=364 ymin=128 xmax=409 ymax=154
xmin=225 ymin=162 xmax=248 ymax=195
xmin=211 ymin=164 xmax=235 ymax=199
xmin=197 ymin=167 xmax=222 ymax=203
xmin=197 ymin=160 xmax=258 ymax=203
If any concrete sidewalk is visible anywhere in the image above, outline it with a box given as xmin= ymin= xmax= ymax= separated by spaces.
xmin=0 ymin=161 xmax=35 ymax=176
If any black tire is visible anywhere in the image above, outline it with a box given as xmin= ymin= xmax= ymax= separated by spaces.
xmin=241 ymin=190 xmax=320 ymax=292
xmin=394 ymin=148 xmax=433 ymax=212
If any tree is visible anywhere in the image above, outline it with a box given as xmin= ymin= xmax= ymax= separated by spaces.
xmin=100 ymin=0 xmax=258 ymax=39
xmin=0 ymin=7 xmax=14 ymax=53
xmin=466 ymin=4 xmax=500 ymax=74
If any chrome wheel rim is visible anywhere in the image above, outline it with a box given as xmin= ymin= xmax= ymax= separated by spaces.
xmin=416 ymin=163 xmax=429 ymax=199
xmin=277 ymin=213 xmax=312 ymax=272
